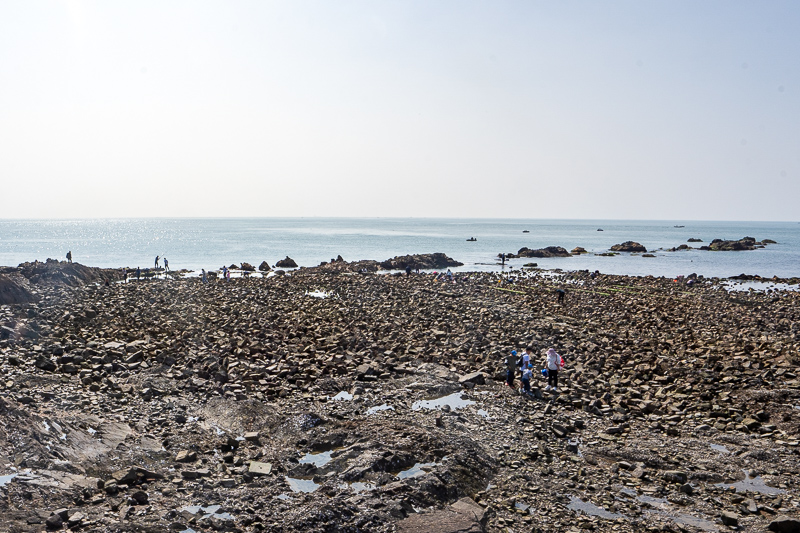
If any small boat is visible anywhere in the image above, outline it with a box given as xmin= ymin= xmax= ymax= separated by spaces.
xmin=522 ymin=230 xmax=530 ymax=233
xmin=674 ymin=225 xmax=685 ymax=228
xmin=597 ymin=228 xmax=603 ymax=231
xmin=466 ymin=237 xmax=477 ymax=242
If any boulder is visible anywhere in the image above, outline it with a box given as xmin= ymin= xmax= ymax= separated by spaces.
xmin=396 ymin=497 xmax=485 ymax=533
xmin=610 ymin=241 xmax=647 ymax=253
xmin=258 ymin=261 xmax=271 ymax=271
xmin=275 ymin=257 xmax=298 ymax=268
xmin=240 ymin=262 xmax=255 ymax=272
xmin=458 ymin=372 xmax=485 ymax=386
xmin=769 ymin=516 xmax=800 ymax=533
xmin=0 ymin=274 xmax=36 ymax=305
xmin=707 ymin=236 xmax=773 ymax=251
xmin=571 ymin=247 xmax=587 ymax=254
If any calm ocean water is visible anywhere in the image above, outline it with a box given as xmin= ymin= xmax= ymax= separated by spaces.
xmin=0 ymin=218 xmax=798 ymax=279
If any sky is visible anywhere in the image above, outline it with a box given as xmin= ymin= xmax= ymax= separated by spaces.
xmin=1 ymin=1 xmax=798 ymax=220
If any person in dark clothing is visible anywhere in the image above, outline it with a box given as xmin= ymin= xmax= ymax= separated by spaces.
xmin=504 ymin=350 xmax=517 ymax=388
xmin=405 ymin=265 xmax=412 ymax=276
xmin=66 ymin=251 xmax=72 ymax=263
xmin=556 ymin=287 xmax=566 ymax=303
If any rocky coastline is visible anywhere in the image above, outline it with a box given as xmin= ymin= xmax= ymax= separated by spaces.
xmin=0 ymin=259 xmax=799 ymax=532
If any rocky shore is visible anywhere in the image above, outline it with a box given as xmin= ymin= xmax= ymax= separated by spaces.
xmin=0 ymin=260 xmax=799 ymax=533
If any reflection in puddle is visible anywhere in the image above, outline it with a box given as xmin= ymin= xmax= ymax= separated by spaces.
xmin=715 ymin=470 xmax=785 ymax=495
xmin=638 ymin=495 xmax=669 ymax=506
xmin=477 ymin=409 xmax=490 ymax=418
xmin=331 ymin=391 xmax=353 ymax=401
xmin=412 ymin=393 xmax=475 ymax=411
xmin=305 ymin=290 xmax=332 ymax=298
xmin=515 ymin=502 xmax=531 ymax=512
xmin=367 ymin=404 xmax=394 ymax=415
xmin=397 ymin=462 xmax=437 ymax=480
xmin=299 ymin=450 xmax=334 ymax=467
xmin=709 ymin=444 xmax=730 ymax=453
xmin=285 ymin=476 xmax=320 ymax=493
xmin=276 ymin=493 xmax=291 ymax=500
xmin=567 ymin=496 xmax=624 ymax=519
xmin=722 ymin=281 xmax=798 ymax=293
xmin=180 ymin=504 xmax=234 ymax=520
xmin=0 ymin=474 xmax=18 ymax=487
xmin=339 ymin=481 xmax=376 ymax=493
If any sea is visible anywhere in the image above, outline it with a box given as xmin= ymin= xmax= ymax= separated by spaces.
xmin=0 ymin=218 xmax=798 ymax=280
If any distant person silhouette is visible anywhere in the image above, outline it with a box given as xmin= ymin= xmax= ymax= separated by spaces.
xmin=66 ymin=251 xmax=72 ymax=263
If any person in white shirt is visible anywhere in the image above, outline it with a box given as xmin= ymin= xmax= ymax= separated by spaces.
xmin=543 ymin=347 xmax=563 ymax=392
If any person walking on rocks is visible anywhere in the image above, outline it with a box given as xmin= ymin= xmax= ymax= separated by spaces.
xmin=543 ymin=347 xmax=564 ymax=392
xmin=201 ymin=269 xmax=208 ymax=283
xmin=164 ymin=257 xmax=169 ymax=272
xmin=66 ymin=251 xmax=72 ymax=263
xmin=405 ymin=265 xmax=412 ymax=277
xmin=155 ymin=255 xmax=160 ymax=269
xmin=504 ymin=350 xmax=517 ymax=388
xmin=136 ymin=267 xmax=141 ymax=280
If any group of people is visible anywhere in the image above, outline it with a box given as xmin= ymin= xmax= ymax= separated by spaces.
xmin=504 ymin=346 xmax=565 ymax=396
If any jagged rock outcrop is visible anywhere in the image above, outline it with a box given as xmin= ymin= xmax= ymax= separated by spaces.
xmin=275 ymin=256 xmax=298 ymax=268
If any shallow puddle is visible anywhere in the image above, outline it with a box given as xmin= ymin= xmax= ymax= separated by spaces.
xmin=285 ymin=476 xmax=321 ymax=493
xmin=339 ymin=481 xmax=376 ymax=493
xmin=645 ymin=510 xmax=718 ymax=532
xmin=515 ymin=502 xmax=530 ymax=512
xmin=397 ymin=462 xmax=437 ymax=479
xmin=412 ymin=393 xmax=475 ymax=411
xmin=299 ymin=450 xmax=334 ymax=467
xmin=715 ymin=470 xmax=785 ymax=495
xmin=366 ymin=404 xmax=394 ymax=415
xmin=567 ymin=496 xmax=624 ymax=519
xmin=0 ymin=473 xmax=17 ymax=487
xmin=331 ymin=391 xmax=353 ymax=401
xmin=638 ymin=495 xmax=669 ymax=506
xmin=477 ymin=409 xmax=490 ymax=418
xmin=709 ymin=444 xmax=730 ymax=453
xmin=276 ymin=493 xmax=291 ymax=500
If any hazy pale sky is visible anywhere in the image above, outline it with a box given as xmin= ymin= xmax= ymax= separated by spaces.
xmin=2 ymin=1 xmax=798 ymax=220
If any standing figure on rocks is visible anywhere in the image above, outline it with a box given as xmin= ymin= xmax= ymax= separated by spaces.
xmin=201 ymin=269 xmax=208 ymax=283
xmin=164 ymin=258 xmax=169 ymax=272
xmin=155 ymin=255 xmax=160 ymax=269
xmin=504 ymin=350 xmax=517 ymax=388
xmin=222 ymin=265 xmax=228 ymax=281
xmin=543 ymin=348 xmax=564 ymax=392
xmin=501 ymin=253 xmax=506 ymax=266
xmin=121 ymin=268 xmax=127 ymax=283
xmin=136 ymin=267 xmax=141 ymax=280
xmin=66 ymin=251 xmax=72 ymax=263
xmin=405 ymin=265 xmax=412 ymax=277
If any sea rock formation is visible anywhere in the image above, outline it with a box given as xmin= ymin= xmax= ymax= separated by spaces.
xmin=610 ymin=241 xmax=647 ymax=253
xmin=240 ymin=262 xmax=256 ymax=272
xmin=571 ymin=247 xmax=588 ymax=254
xmin=379 ymin=253 xmax=463 ymax=270
xmin=705 ymin=236 xmax=774 ymax=251
xmin=510 ymin=246 xmax=571 ymax=258
xmin=258 ymin=261 xmax=271 ymax=271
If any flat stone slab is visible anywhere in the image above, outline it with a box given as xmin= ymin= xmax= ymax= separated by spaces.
xmin=248 ymin=461 xmax=272 ymax=476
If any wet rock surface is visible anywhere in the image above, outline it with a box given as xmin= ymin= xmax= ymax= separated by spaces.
xmin=0 ymin=263 xmax=798 ymax=532
xmin=379 ymin=253 xmax=463 ymax=270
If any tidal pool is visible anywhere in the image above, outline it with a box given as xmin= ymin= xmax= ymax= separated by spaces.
xmin=412 ymin=393 xmax=475 ymax=411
